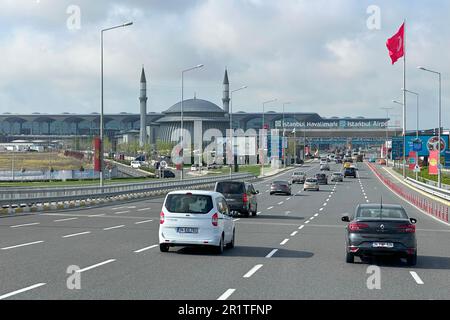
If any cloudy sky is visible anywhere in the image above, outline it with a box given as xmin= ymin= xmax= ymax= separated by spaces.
xmin=0 ymin=0 xmax=448 ymax=130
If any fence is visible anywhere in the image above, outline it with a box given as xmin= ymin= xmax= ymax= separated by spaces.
xmin=367 ymin=163 xmax=449 ymax=223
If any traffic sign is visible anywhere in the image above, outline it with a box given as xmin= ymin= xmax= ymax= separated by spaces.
xmin=413 ymin=164 xmax=420 ymax=173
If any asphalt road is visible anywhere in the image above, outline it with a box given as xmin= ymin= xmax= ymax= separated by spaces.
xmin=0 ymin=160 xmax=449 ymax=300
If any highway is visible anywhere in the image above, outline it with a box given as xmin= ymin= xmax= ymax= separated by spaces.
xmin=0 ymin=160 xmax=449 ymax=300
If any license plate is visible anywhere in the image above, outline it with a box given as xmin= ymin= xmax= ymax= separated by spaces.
xmin=177 ymin=227 xmax=198 ymax=234
xmin=372 ymin=242 xmax=393 ymax=248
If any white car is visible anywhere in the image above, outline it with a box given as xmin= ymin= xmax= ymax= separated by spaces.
xmin=159 ymin=190 xmax=235 ymax=254
xmin=130 ymin=161 xmax=141 ymax=168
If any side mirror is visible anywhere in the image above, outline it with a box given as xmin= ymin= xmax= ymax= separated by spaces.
xmin=410 ymin=218 xmax=417 ymax=224
xmin=341 ymin=215 xmax=350 ymax=222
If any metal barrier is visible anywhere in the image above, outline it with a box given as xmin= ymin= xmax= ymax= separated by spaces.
xmin=0 ymin=173 xmax=255 ymax=208
xmin=404 ymin=177 xmax=450 ymax=201
xmin=367 ymin=163 xmax=449 ymax=223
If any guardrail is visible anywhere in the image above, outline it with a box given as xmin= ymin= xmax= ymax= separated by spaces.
xmin=0 ymin=172 xmax=255 ymax=208
xmin=367 ymin=163 xmax=449 ymax=223
xmin=405 ymin=177 xmax=450 ymax=201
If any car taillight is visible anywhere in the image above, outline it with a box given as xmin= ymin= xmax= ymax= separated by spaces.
xmin=242 ymin=193 xmax=248 ymax=203
xmin=212 ymin=212 xmax=219 ymax=226
xmin=398 ymin=224 xmax=415 ymax=233
xmin=160 ymin=211 xmax=165 ymax=224
xmin=348 ymin=222 xmax=369 ymax=231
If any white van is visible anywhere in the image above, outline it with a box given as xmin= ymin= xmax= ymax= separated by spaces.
xmin=130 ymin=161 xmax=141 ymax=168
xmin=159 ymin=190 xmax=235 ymax=254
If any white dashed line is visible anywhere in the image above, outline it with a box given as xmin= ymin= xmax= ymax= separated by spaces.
xmin=76 ymin=259 xmax=116 ymax=273
xmin=305 ymin=221 xmax=310 ymax=224
xmin=286 ymin=197 xmax=291 ymax=200
xmin=112 ymin=207 xmax=126 ymax=210
xmin=319 ymin=208 xmax=324 ymax=211
xmin=1 ymin=241 xmax=44 ymax=250
xmin=137 ymin=208 xmax=151 ymax=211
xmin=115 ymin=211 xmax=130 ymax=214
xmin=103 ymin=225 xmax=125 ymax=231
xmin=0 ymin=283 xmax=46 ymax=300
xmin=62 ymin=231 xmax=91 ymax=238
xmin=256 ymin=211 xmax=261 ymax=215
xmin=267 ymin=206 xmax=273 ymax=210
xmin=127 ymin=206 xmax=136 ymax=209
xmin=243 ymin=264 xmax=263 ymax=278
xmin=134 ymin=219 xmax=153 ymax=224
xmin=217 ymin=289 xmax=236 ymax=300
xmin=314 ymin=213 xmax=319 ymax=217
xmin=134 ymin=244 xmax=158 ymax=253
xmin=88 ymin=214 xmax=105 ymax=217
xmin=278 ymin=202 xmax=284 ymax=205
xmin=290 ymin=231 xmax=298 ymax=236
xmin=309 ymin=217 xmax=315 ymax=220
xmin=54 ymin=217 xmax=78 ymax=222
xmin=265 ymin=249 xmax=278 ymax=258
xmin=409 ymin=271 xmax=424 ymax=284
xmin=233 ymin=218 xmax=240 ymax=221
xmin=280 ymin=239 xmax=289 ymax=245
xmin=298 ymin=225 xmax=305 ymax=230
xmin=10 ymin=222 xmax=40 ymax=228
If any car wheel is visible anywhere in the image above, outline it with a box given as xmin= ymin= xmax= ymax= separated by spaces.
xmin=215 ymin=234 xmax=224 ymax=254
xmin=159 ymin=243 xmax=169 ymax=252
xmin=406 ymin=252 xmax=417 ymax=266
xmin=270 ymin=192 xmax=274 ymax=195
xmin=346 ymin=251 xmax=354 ymax=263
xmin=227 ymin=229 xmax=235 ymax=249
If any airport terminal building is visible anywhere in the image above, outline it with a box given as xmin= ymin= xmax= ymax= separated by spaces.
xmin=0 ymin=69 xmax=399 ymax=149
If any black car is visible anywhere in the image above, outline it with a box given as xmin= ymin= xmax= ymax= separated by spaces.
xmin=160 ymin=170 xmax=175 ymax=178
xmin=344 ymin=167 xmax=357 ymax=178
xmin=315 ymin=173 xmax=328 ymax=185
xmin=270 ymin=181 xmax=292 ymax=195
xmin=342 ymin=204 xmax=417 ymax=265
xmin=215 ymin=181 xmax=259 ymax=217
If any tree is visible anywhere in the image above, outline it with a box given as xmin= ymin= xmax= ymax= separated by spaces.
xmin=156 ymin=140 xmax=175 ymax=157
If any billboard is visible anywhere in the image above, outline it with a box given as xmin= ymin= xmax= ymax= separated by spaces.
xmin=405 ymin=135 xmax=448 ymax=157
xmin=429 ymin=150 xmax=439 ymax=175
xmin=391 ymin=137 xmax=404 ymax=160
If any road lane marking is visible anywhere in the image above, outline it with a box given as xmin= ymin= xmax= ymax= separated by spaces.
xmin=314 ymin=213 xmax=319 ymax=217
xmin=134 ymin=219 xmax=153 ymax=224
xmin=233 ymin=218 xmax=240 ymax=221
xmin=127 ymin=206 xmax=136 ymax=209
xmin=112 ymin=207 xmax=126 ymax=210
xmin=217 ymin=289 xmax=236 ymax=300
xmin=286 ymin=197 xmax=291 ymax=200
xmin=103 ymin=225 xmax=125 ymax=231
xmin=137 ymin=208 xmax=151 ymax=211
xmin=1 ymin=241 xmax=44 ymax=250
xmin=305 ymin=220 xmax=310 ymax=224
xmin=88 ymin=214 xmax=105 ymax=217
xmin=243 ymin=264 xmax=263 ymax=278
xmin=319 ymin=208 xmax=324 ymax=211
xmin=134 ymin=244 xmax=158 ymax=253
xmin=265 ymin=190 xmax=269 ymax=193
xmin=280 ymin=239 xmax=289 ymax=245
xmin=409 ymin=271 xmax=424 ymax=284
xmin=267 ymin=206 xmax=273 ymax=210
xmin=62 ymin=231 xmax=91 ymax=238
xmin=265 ymin=249 xmax=278 ymax=258
xmin=54 ymin=217 xmax=78 ymax=222
xmin=290 ymin=231 xmax=298 ymax=236
xmin=76 ymin=259 xmax=116 ymax=273
xmin=309 ymin=217 xmax=315 ymax=220
xmin=115 ymin=211 xmax=130 ymax=214
xmin=10 ymin=222 xmax=40 ymax=228
xmin=256 ymin=211 xmax=261 ymax=215
xmin=298 ymin=225 xmax=304 ymax=229
xmin=278 ymin=202 xmax=284 ymax=205
xmin=326 ymin=199 xmax=329 ymax=202
xmin=0 ymin=283 xmax=46 ymax=300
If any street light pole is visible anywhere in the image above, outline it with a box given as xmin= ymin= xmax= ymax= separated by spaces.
xmin=380 ymin=107 xmax=393 ymax=164
xmin=282 ymin=102 xmax=291 ymax=168
xmin=100 ymin=22 xmax=133 ymax=188
xmin=261 ymin=99 xmax=277 ymax=177
xmin=392 ymin=99 xmax=405 ymax=176
xmin=403 ymin=89 xmax=420 ymax=180
xmin=229 ymin=86 xmax=248 ymax=179
xmin=418 ymin=66 xmax=442 ymax=188
xmin=180 ymin=64 xmax=204 ymax=181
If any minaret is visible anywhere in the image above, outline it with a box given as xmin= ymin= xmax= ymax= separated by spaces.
xmin=139 ymin=66 xmax=148 ymax=147
xmin=222 ymin=68 xmax=230 ymax=113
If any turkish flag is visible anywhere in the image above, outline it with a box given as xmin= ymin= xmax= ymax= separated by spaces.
xmin=386 ymin=23 xmax=404 ymax=64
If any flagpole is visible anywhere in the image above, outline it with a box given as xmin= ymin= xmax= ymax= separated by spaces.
xmin=402 ymin=19 xmax=407 ymax=179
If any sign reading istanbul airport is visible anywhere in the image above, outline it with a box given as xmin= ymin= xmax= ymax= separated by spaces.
xmin=274 ymin=119 xmax=388 ymax=129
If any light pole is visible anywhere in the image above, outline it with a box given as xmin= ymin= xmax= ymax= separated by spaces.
xmin=418 ymin=66 xmax=442 ymax=188
xmin=100 ymin=21 xmax=133 ymax=187
xmin=180 ymin=64 xmax=204 ymax=181
xmin=380 ymin=107 xmax=393 ymax=164
xmin=261 ymin=99 xmax=277 ymax=177
xmin=403 ymin=88 xmax=420 ymax=179
xmin=282 ymin=102 xmax=291 ymax=168
xmin=229 ymin=86 xmax=248 ymax=178
xmin=393 ymin=99 xmax=405 ymax=177
xmin=292 ymin=128 xmax=296 ymax=165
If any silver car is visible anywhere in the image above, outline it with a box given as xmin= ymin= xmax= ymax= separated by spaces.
xmin=331 ymin=172 xmax=343 ymax=182
xmin=320 ymin=163 xmax=330 ymax=171
xmin=291 ymin=171 xmax=306 ymax=184
xmin=304 ymin=178 xmax=319 ymax=191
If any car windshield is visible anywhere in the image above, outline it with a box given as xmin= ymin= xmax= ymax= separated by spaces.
xmin=333 ymin=173 xmax=342 ymax=176
xmin=306 ymin=179 xmax=317 ymax=183
xmin=273 ymin=181 xmax=288 ymax=185
xmin=216 ymin=182 xmax=245 ymax=194
xmin=356 ymin=207 xmax=409 ymax=220
xmin=165 ymin=194 xmax=213 ymax=214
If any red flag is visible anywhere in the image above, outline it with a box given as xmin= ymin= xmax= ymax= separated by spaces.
xmin=429 ymin=150 xmax=439 ymax=175
xmin=386 ymin=23 xmax=404 ymax=64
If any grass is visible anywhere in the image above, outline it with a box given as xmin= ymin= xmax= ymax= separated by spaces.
xmin=393 ymin=167 xmax=450 ymax=185
xmin=0 ymin=152 xmax=92 ymax=171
